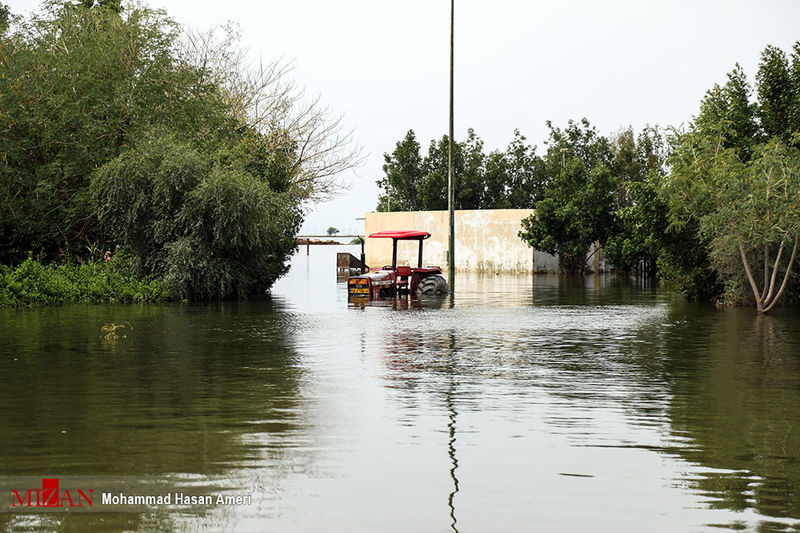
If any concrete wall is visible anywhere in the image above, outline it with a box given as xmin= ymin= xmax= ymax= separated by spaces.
xmin=364 ymin=209 xmax=607 ymax=273
xmin=365 ymin=209 xmax=536 ymax=273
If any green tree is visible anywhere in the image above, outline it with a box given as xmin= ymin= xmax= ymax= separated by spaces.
xmin=693 ymin=64 xmax=760 ymax=159
xmin=0 ymin=1 xmax=235 ymax=262
xmin=664 ymin=43 xmax=800 ymax=311
xmin=656 ymin=64 xmax=765 ymax=300
xmin=499 ymin=129 xmax=545 ymax=209
xmin=791 ymin=43 xmax=800 ymax=134
xmin=1 ymin=1 xmax=357 ymax=300
xmin=376 ymin=128 xmax=545 ymax=212
xmin=603 ymin=125 xmax=669 ymax=275
xmin=0 ymin=3 xmax=10 ymax=31
xmin=326 ymin=227 xmax=340 ymax=236
xmin=376 ymin=130 xmax=423 ymax=211
xmin=458 ymin=129 xmax=486 ymax=209
xmin=542 ymin=118 xmax=612 ymax=174
xmin=418 ymin=134 xmax=463 ymax=211
xmin=756 ymin=45 xmax=794 ymax=142
xmin=520 ymin=119 xmax=616 ymax=274
xmin=92 ymin=134 xmax=301 ymax=299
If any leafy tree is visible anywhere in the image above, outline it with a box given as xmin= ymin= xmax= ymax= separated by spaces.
xmin=418 ymin=134 xmax=463 ymax=211
xmin=0 ymin=3 xmax=9 ymax=31
xmin=376 ymin=130 xmax=424 ymax=211
xmin=92 ymin=134 xmax=301 ymax=299
xmin=656 ymin=64 xmax=766 ymax=301
xmin=693 ymin=64 xmax=760 ymax=160
xmin=791 ymin=43 xmax=800 ymax=135
xmin=664 ymin=43 xmax=800 ymax=311
xmin=520 ymin=119 xmax=616 ymax=274
xmin=1 ymin=1 xmax=356 ymax=299
xmin=458 ymin=129 xmax=486 ymax=209
xmin=0 ymin=1 xmax=235 ymax=262
xmin=376 ymin=128 xmax=545 ymax=211
xmin=603 ymin=125 xmax=669 ymax=275
xmin=603 ymin=180 xmax=663 ymax=275
xmin=756 ymin=45 xmax=794 ymax=142
xmin=326 ymin=227 xmax=340 ymax=236
xmin=541 ymin=118 xmax=612 ymax=175
xmin=491 ymin=129 xmax=545 ymax=209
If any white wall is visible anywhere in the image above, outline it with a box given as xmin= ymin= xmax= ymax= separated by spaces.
xmin=365 ymin=209 xmax=535 ymax=272
xmin=364 ymin=209 xmax=607 ymax=273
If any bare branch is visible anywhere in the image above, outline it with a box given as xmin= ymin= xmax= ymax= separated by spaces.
xmin=179 ymin=25 xmax=363 ymax=201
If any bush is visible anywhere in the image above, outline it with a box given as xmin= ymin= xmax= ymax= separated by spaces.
xmin=0 ymin=253 xmax=173 ymax=306
xmin=92 ymin=134 xmax=302 ymax=300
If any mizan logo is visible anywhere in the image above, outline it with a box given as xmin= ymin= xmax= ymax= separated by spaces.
xmin=10 ymin=478 xmax=93 ymax=508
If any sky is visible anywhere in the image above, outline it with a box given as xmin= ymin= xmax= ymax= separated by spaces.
xmin=7 ymin=0 xmax=800 ymax=235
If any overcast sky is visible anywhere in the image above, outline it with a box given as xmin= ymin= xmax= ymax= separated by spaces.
xmin=8 ymin=0 xmax=800 ymax=235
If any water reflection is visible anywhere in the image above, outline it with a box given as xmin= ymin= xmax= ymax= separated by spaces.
xmin=446 ymin=388 xmax=459 ymax=533
xmin=2 ymin=245 xmax=800 ymax=532
xmin=652 ymin=307 xmax=800 ymax=529
xmin=0 ymin=301 xmax=307 ymax=532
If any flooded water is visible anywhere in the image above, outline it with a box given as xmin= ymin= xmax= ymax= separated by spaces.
xmin=2 ymin=245 xmax=800 ymax=532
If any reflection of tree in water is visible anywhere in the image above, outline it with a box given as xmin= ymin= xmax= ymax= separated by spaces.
xmin=632 ymin=305 xmax=800 ymax=524
xmin=356 ymin=285 xmax=800 ymax=530
xmin=0 ymin=301 xmax=305 ymax=532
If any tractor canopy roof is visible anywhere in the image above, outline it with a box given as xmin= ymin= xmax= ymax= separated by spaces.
xmin=368 ymin=230 xmax=431 ymax=240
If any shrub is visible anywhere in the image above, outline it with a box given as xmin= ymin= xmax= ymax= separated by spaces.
xmin=0 ymin=253 xmax=173 ymax=306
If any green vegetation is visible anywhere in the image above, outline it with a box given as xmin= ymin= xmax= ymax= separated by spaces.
xmin=377 ymin=128 xmax=543 ymax=211
xmin=663 ymin=45 xmax=800 ymax=310
xmin=0 ymin=1 xmax=355 ymax=303
xmin=379 ymin=121 xmax=667 ymax=275
xmin=380 ymin=42 xmax=800 ymax=312
xmin=92 ymin=134 xmax=302 ymax=300
xmin=0 ymin=253 xmax=171 ymax=306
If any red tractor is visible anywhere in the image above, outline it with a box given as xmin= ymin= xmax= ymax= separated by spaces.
xmin=347 ymin=230 xmax=449 ymax=299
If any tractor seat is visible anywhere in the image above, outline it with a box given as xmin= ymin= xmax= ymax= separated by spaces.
xmin=396 ymin=265 xmax=411 ymax=288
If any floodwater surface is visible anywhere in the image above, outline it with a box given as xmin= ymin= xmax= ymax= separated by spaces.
xmin=2 ymin=245 xmax=800 ymax=532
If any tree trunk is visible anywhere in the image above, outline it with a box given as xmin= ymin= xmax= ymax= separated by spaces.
xmin=740 ymin=237 xmax=799 ymax=314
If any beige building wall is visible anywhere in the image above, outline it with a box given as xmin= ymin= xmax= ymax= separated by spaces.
xmin=364 ymin=209 xmax=538 ymax=273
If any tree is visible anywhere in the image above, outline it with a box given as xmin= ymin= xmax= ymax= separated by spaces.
xmin=520 ymin=160 xmax=616 ymax=274
xmin=693 ymin=64 xmax=760 ymax=159
xmin=326 ymin=227 xmax=340 ymax=236
xmin=756 ymin=45 xmax=794 ymax=142
xmin=520 ymin=119 xmax=616 ymax=274
xmin=92 ymin=134 xmax=301 ymax=299
xmin=791 ymin=43 xmax=800 ymax=135
xmin=0 ymin=1 xmax=236 ymax=262
xmin=0 ymin=3 xmax=9 ymax=31
xmin=376 ymin=128 xmax=546 ymax=212
xmin=1 ymin=1 xmax=357 ymax=299
xmin=603 ymin=125 xmax=669 ymax=275
xmin=491 ymin=129 xmax=545 ymax=209
xmin=657 ymin=64 xmax=765 ymax=301
xmin=418 ymin=134 xmax=463 ymax=211
xmin=376 ymin=130 xmax=424 ymax=211
xmin=181 ymin=25 xmax=362 ymax=202
xmin=664 ymin=43 xmax=800 ymax=311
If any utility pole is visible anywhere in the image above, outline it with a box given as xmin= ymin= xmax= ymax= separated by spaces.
xmin=447 ymin=0 xmax=455 ymax=290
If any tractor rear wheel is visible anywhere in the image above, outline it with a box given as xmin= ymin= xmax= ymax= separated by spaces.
xmin=416 ymin=274 xmax=449 ymax=295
